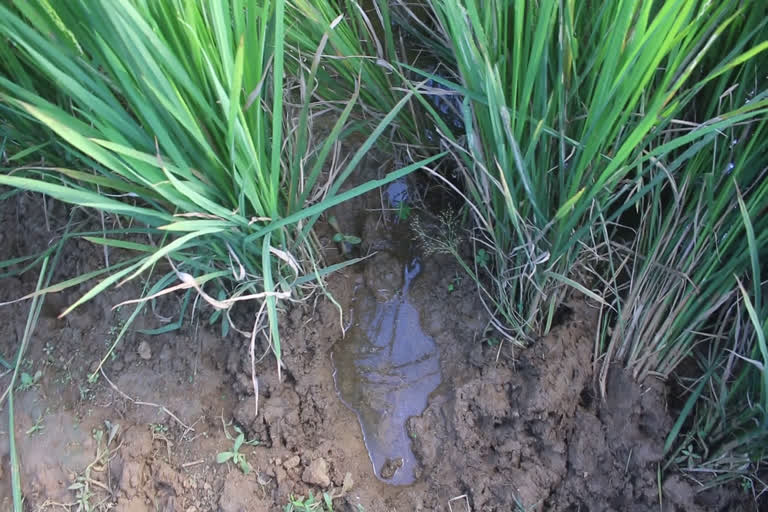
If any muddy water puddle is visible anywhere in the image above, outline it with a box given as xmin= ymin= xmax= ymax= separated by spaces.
xmin=331 ymin=255 xmax=440 ymax=485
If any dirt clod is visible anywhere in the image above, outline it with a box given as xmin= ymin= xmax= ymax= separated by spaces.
xmin=342 ymin=472 xmax=354 ymax=493
xmin=119 ymin=461 xmax=145 ymax=498
xmin=283 ymin=454 xmax=301 ymax=469
xmin=363 ymin=251 xmax=403 ymax=302
xmin=219 ymin=470 xmax=269 ymax=512
xmin=380 ymin=457 xmax=404 ymax=480
xmin=302 ymin=458 xmax=331 ymax=488
xmin=137 ymin=340 xmax=152 ymax=360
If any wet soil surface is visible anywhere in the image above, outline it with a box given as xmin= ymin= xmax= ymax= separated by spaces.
xmin=332 ymin=256 xmax=441 ymax=486
xmin=0 ymin=170 xmax=757 ymax=511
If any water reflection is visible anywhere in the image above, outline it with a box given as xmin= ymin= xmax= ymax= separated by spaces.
xmin=331 ymin=258 xmax=441 ymax=485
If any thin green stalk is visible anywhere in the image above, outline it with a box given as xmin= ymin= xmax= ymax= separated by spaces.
xmin=6 ymin=255 xmax=49 ymax=512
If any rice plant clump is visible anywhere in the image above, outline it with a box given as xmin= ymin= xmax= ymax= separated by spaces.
xmin=0 ymin=0 xmax=440 ymax=377
xmin=391 ymin=0 xmax=768 ymax=347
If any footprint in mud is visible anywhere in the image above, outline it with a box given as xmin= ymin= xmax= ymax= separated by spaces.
xmin=331 ymin=256 xmax=441 ymax=486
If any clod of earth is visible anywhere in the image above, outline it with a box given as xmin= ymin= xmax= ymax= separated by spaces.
xmin=342 ymin=472 xmax=354 ymax=493
xmin=379 ymin=457 xmax=404 ymax=480
xmin=302 ymin=458 xmax=331 ymax=488
xmin=283 ymin=455 xmax=301 ymax=470
xmin=137 ymin=341 xmax=152 ymax=360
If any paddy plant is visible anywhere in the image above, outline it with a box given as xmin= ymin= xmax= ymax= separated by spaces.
xmin=405 ymin=0 xmax=768 ymax=345
xmin=0 ymin=0 xmax=441 ymax=377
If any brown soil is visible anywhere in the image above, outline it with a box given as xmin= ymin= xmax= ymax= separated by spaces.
xmin=0 ymin=170 xmax=757 ymax=511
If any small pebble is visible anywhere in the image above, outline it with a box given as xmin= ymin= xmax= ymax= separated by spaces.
xmin=283 ymin=455 xmax=300 ymax=470
xmin=137 ymin=341 xmax=152 ymax=360
xmin=342 ymin=472 xmax=354 ymax=492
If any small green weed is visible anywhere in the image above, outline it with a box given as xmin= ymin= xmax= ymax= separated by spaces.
xmin=150 ymin=423 xmax=169 ymax=435
xmin=332 ymin=233 xmax=362 ymax=246
xmin=25 ymin=409 xmax=48 ymax=436
xmin=679 ymin=443 xmax=702 ymax=468
xmin=446 ymin=273 xmax=463 ymax=293
xmin=78 ymin=383 xmax=93 ymax=402
xmin=741 ymin=476 xmax=753 ymax=494
xmin=69 ymin=421 xmax=120 ymax=512
xmin=16 ymin=370 xmax=42 ymax=391
xmin=284 ymin=491 xmax=334 ymax=512
xmin=42 ymin=342 xmax=55 ymax=362
xmin=217 ymin=418 xmax=259 ymax=474
xmin=328 ymin=215 xmax=362 ymax=254
xmin=475 ymin=248 xmax=490 ymax=268
xmin=397 ymin=202 xmax=412 ymax=221
xmin=105 ymin=318 xmax=126 ymax=348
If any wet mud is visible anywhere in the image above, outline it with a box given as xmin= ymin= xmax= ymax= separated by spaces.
xmin=332 ymin=257 xmax=440 ymax=485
